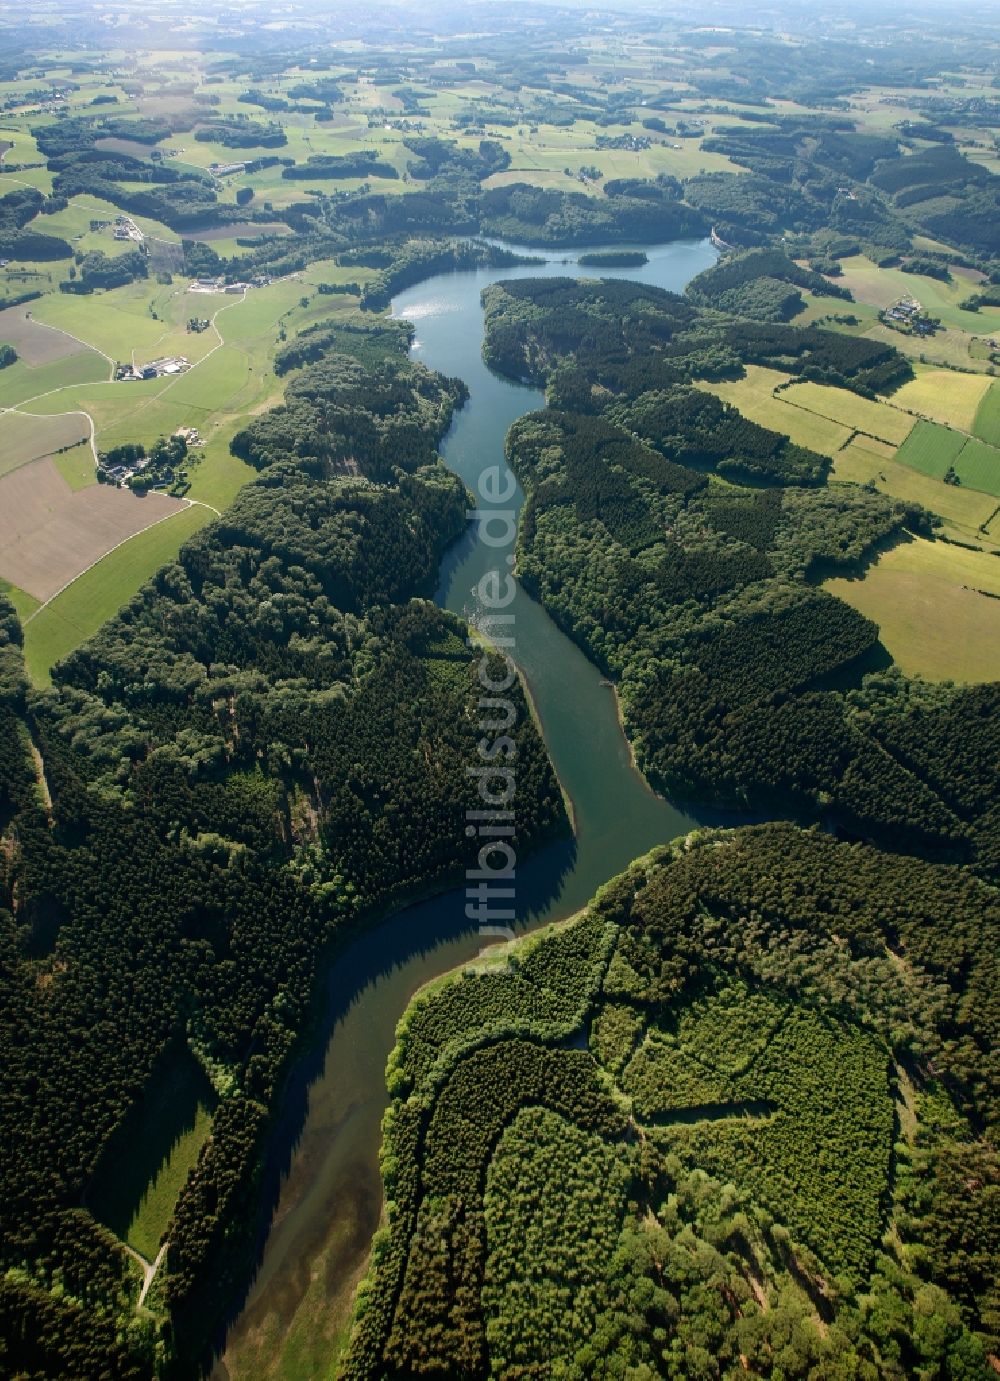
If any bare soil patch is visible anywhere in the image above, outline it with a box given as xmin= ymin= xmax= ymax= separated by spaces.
xmin=0 ymin=456 xmax=181 ymax=600
xmin=0 ymin=305 xmax=89 ymax=365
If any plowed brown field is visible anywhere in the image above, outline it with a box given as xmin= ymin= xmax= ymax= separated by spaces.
xmin=0 ymin=456 xmax=181 ymax=600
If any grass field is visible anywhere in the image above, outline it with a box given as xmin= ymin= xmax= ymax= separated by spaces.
xmin=889 ymin=366 xmax=993 ymax=432
xmin=953 ymin=436 xmax=1000 ymax=497
xmin=894 ymin=420 xmax=966 ymax=479
xmin=698 ymin=366 xmax=853 ymax=456
xmin=832 ymin=440 xmax=1000 ymax=547
xmin=973 ymin=380 xmax=1000 ymax=446
xmin=52 ymin=441 xmax=97 ymax=490
xmin=88 ymin=1047 xmax=217 ymax=1263
xmin=30 ymin=284 xmax=177 ymax=360
xmin=0 ymin=410 xmax=89 ymax=476
xmin=22 ymin=501 xmax=211 ymax=685
xmin=781 ymin=379 xmax=914 ymax=446
xmin=186 ymin=434 xmax=256 ymax=511
xmin=848 ymin=433 xmax=896 ymax=461
xmin=869 ymin=322 xmax=994 ymax=373
xmin=0 ymin=577 xmax=39 ymax=621
xmin=826 ymin=535 xmax=1000 ymax=682
xmin=0 ymin=350 xmax=110 ymax=408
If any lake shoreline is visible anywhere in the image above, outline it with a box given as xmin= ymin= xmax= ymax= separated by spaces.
xmin=217 ymin=235 xmax=720 ymax=1379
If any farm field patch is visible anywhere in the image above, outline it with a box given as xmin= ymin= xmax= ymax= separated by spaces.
xmin=21 ymin=499 xmax=211 ymax=685
xmin=894 ymin=420 xmax=965 ymax=478
xmin=30 ymin=289 xmax=167 ymax=360
xmin=52 ymin=440 xmax=97 ymax=490
xmin=0 ymin=409 xmax=89 ymax=476
xmin=826 ymin=535 xmax=1000 ymax=682
xmin=0 ymin=350 xmax=110 ymax=408
xmin=847 ymin=433 xmax=896 ymax=461
xmin=953 ymin=436 xmax=1000 ymax=497
xmin=889 ymin=366 xmax=992 ymax=432
xmin=973 ymin=380 xmax=1000 ymax=446
xmin=698 ymin=366 xmax=853 ymax=456
xmin=832 ymin=441 xmax=1000 ymax=547
xmin=0 ymin=302 xmax=95 ymax=364
xmin=781 ymin=379 xmax=914 ymax=446
xmin=0 ymin=454 xmax=182 ymax=601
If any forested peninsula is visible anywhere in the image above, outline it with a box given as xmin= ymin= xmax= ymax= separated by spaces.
xmin=344 ymin=825 xmax=999 ymax=1378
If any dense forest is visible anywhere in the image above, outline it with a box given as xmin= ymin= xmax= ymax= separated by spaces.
xmin=231 ymin=312 xmax=469 ymax=480
xmin=345 ymin=825 xmax=999 ymax=1378
xmin=2 ymin=11 xmax=999 ymax=1377
xmin=484 ymin=276 xmax=999 ymax=875
xmin=0 ymin=318 xmax=565 ymax=1377
xmin=685 ymin=247 xmax=852 ymax=322
xmin=687 ymin=114 xmax=1000 ymax=262
xmin=482 ymin=276 xmax=911 ymax=402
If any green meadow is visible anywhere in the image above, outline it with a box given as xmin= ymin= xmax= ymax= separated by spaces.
xmin=52 ymin=440 xmax=97 ymax=489
xmin=954 ymin=436 xmax=1000 ymax=496
xmin=0 ymin=350 xmax=109 ymax=408
xmin=894 ymin=420 xmax=966 ymax=478
xmin=973 ymin=380 xmax=1000 ymax=447
xmin=838 ymin=254 xmax=1000 ymax=335
xmin=87 ymin=1046 xmax=217 ymax=1263
xmin=0 ymin=577 xmax=39 ymax=622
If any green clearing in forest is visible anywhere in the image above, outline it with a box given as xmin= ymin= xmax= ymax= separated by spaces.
xmin=88 ymin=1045 xmax=216 ymax=1262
